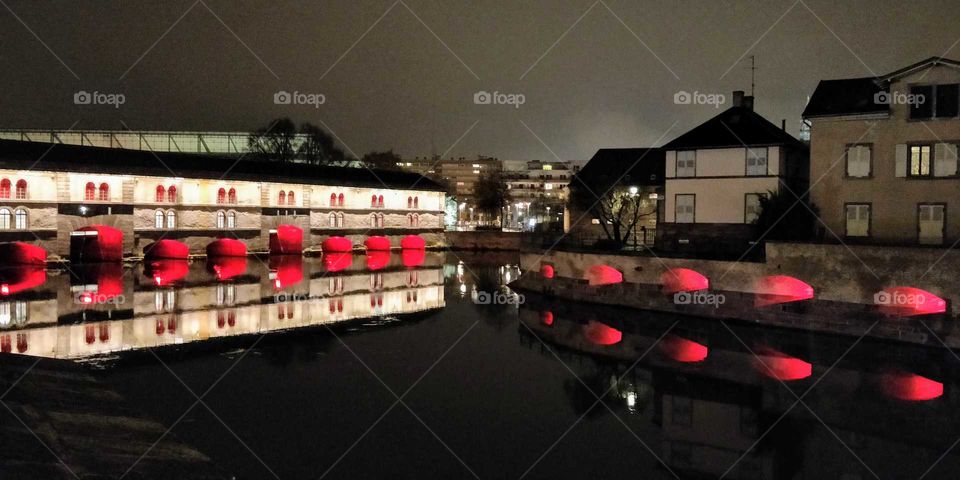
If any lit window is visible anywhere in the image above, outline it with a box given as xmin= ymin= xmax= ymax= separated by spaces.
xmin=336 ymin=212 xmax=344 ymax=227
xmin=227 ymin=211 xmax=236 ymax=228
xmin=0 ymin=179 xmax=9 ymax=199
xmin=338 ymin=193 xmax=344 ymax=206
xmin=98 ymin=183 xmax=109 ymax=201
xmin=846 ymin=145 xmax=872 ymax=178
xmin=0 ymin=208 xmax=9 ymax=229
xmin=329 ymin=213 xmax=337 ymax=228
xmin=378 ymin=195 xmax=384 ymax=208
xmin=167 ymin=186 xmax=176 ymax=203
xmin=746 ymin=148 xmax=768 ymax=176
xmin=330 ymin=193 xmax=337 ymax=206
xmin=216 ymin=211 xmax=226 ymax=229
xmin=407 ymin=196 xmax=413 ymax=208
xmin=15 ymin=180 xmax=26 ymax=200
xmin=909 ymin=145 xmax=932 ymax=177
xmin=13 ymin=209 xmax=26 ymax=230
xmin=156 ymin=185 xmax=165 ymax=202
xmin=845 ymin=204 xmax=870 ymax=237
xmin=85 ymin=182 xmax=96 ymax=200
xmin=155 ymin=210 xmax=164 ymax=228
xmin=370 ymin=213 xmax=378 ymax=228
xmin=166 ymin=210 xmax=176 ymax=229
xmin=279 ymin=191 xmax=286 ymax=206
xmin=217 ymin=188 xmax=226 ymax=204
xmin=676 ymin=151 xmax=696 ymax=177
xmin=287 ymin=191 xmax=294 ymax=205
xmin=371 ymin=195 xmax=378 ymax=207
xmin=228 ymin=188 xmax=237 ymax=204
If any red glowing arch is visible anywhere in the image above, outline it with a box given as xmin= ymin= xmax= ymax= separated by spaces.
xmin=207 ymin=256 xmax=247 ymax=281
xmin=753 ymin=347 xmax=812 ymax=381
xmin=0 ymin=242 xmax=47 ymax=265
xmin=70 ymin=225 xmax=124 ymax=262
xmin=583 ymin=321 xmax=622 ymax=346
xmin=75 ymin=263 xmax=124 ymax=303
xmin=323 ymin=236 xmax=353 ymax=253
xmin=540 ymin=265 xmax=555 ymax=279
xmin=875 ymin=287 xmax=947 ymax=317
xmin=143 ymin=239 xmax=189 ymax=260
xmin=206 ymin=238 xmax=247 ymax=258
xmin=881 ymin=371 xmax=944 ymax=401
xmin=144 ymin=259 xmax=189 ymax=287
xmin=401 ymin=249 xmax=425 ymax=268
xmin=323 ymin=252 xmax=353 ymax=272
xmin=584 ymin=265 xmax=623 ymax=286
xmin=269 ymin=224 xmax=303 ymax=255
xmin=400 ymin=235 xmax=426 ymax=250
xmin=660 ymin=335 xmax=709 ymax=363
xmin=365 ymin=236 xmax=392 ymax=251
xmin=366 ymin=251 xmax=390 ymax=271
xmin=660 ymin=268 xmax=709 ymax=294
xmin=269 ymin=255 xmax=303 ymax=290
xmin=754 ymin=275 xmax=815 ymax=307
xmin=0 ymin=266 xmax=46 ymax=296
xmin=540 ymin=311 xmax=554 ymax=326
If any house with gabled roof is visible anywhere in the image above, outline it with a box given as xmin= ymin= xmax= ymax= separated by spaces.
xmin=657 ymin=91 xmax=809 ymax=256
xmin=803 ymin=57 xmax=960 ymax=246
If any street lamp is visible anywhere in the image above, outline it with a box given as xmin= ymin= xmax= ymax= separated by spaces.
xmin=628 ymin=185 xmax=638 ymax=196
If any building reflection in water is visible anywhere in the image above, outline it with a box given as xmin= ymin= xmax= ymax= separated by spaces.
xmin=0 ymin=252 xmax=446 ymax=359
xmin=517 ymin=300 xmax=960 ymax=479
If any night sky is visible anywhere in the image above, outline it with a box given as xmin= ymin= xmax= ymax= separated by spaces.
xmin=1 ymin=0 xmax=958 ymax=162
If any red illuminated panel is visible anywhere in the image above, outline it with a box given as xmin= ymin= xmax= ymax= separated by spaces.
xmin=754 ymin=275 xmax=815 ymax=307
xmin=541 ymin=265 xmax=555 ymax=279
xmin=660 ymin=335 xmax=708 ymax=363
xmin=583 ymin=321 xmax=622 ymax=346
xmin=143 ymin=239 xmax=189 ymax=260
xmin=540 ymin=311 xmax=554 ymax=326
xmin=208 ymin=257 xmax=247 ymax=281
xmin=365 ymin=251 xmax=390 ymax=271
xmin=323 ymin=236 xmax=353 ymax=253
xmin=881 ymin=371 xmax=944 ymax=401
xmin=400 ymin=235 xmax=426 ymax=250
xmin=0 ymin=242 xmax=47 ymax=265
xmin=269 ymin=255 xmax=303 ymax=290
xmin=324 ymin=252 xmax=353 ymax=272
xmin=875 ymin=287 xmax=947 ymax=317
xmin=753 ymin=347 xmax=812 ymax=381
xmin=143 ymin=260 xmax=189 ymax=287
xmin=269 ymin=224 xmax=303 ymax=255
xmin=584 ymin=265 xmax=622 ymax=286
xmin=71 ymin=225 xmax=124 ymax=262
xmin=401 ymin=249 xmax=425 ymax=267
xmin=75 ymin=263 xmax=124 ymax=303
xmin=660 ymin=268 xmax=709 ymax=294
xmin=0 ymin=266 xmax=46 ymax=295
xmin=206 ymin=238 xmax=247 ymax=258
xmin=364 ymin=236 xmax=392 ymax=251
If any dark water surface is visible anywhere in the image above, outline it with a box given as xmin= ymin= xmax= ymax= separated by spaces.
xmin=3 ymin=251 xmax=960 ymax=479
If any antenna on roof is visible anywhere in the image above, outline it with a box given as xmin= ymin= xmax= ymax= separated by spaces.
xmin=749 ymin=55 xmax=756 ymax=97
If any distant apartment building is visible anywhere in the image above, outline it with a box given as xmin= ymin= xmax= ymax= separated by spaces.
xmin=403 ymin=155 xmax=502 ymax=225
xmin=503 ymin=160 xmax=578 ymax=230
xmin=657 ymin=91 xmax=809 ymax=256
xmin=803 ymin=57 xmax=960 ymax=246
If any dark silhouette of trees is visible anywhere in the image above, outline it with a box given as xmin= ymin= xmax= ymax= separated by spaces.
xmin=474 ymin=169 xmax=511 ymax=228
xmin=247 ymin=118 xmax=350 ymax=166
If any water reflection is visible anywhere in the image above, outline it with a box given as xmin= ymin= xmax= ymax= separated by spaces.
xmin=0 ymin=252 xmax=446 ymax=359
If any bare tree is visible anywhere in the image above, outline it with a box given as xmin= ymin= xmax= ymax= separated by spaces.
xmin=570 ymin=182 xmax=655 ymax=247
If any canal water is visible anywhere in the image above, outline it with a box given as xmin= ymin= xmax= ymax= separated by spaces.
xmin=1 ymin=251 xmax=960 ymax=478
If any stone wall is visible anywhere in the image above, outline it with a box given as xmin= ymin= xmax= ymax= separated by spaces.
xmin=446 ymin=231 xmax=521 ymax=250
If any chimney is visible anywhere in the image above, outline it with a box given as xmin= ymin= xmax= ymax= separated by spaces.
xmin=732 ymin=90 xmax=744 ymax=107
xmin=742 ymin=95 xmax=754 ymax=111
xmin=781 ymin=119 xmax=786 ymax=131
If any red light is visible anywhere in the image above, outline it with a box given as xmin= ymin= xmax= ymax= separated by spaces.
xmin=583 ymin=321 xmax=622 ymax=345
xmin=661 ymin=268 xmax=709 ymax=294
xmin=876 ymin=287 xmax=946 ymax=317
xmin=754 ymin=275 xmax=814 ymax=307
xmin=540 ymin=311 xmax=554 ymax=326
xmin=753 ymin=347 xmax=812 ymax=381
xmin=541 ymin=265 xmax=555 ymax=279
xmin=584 ymin=265 xmax=622 ymax=286
xmin=0 ymin=284 xmax=7 ymax=295
xmin=881 ymin=371 xmax=943 ymax=401
xmin=660 ymin=335 xmax=708 ymax=363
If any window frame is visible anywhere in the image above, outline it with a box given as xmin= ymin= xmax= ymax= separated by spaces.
xmin=745 ymin=147 xmax=769 ymax=176
xmin=907 ymin=144 xmax=934 ymax=177
xmin=909 ymin=83 xmax=960 ymax=120
xmin=155 ymin=210 xmax=165 ymax=229
xmin=166 ymin=210 xmax=176 ymax=229
xmin=13 ymin=208 xmax=26 ymax=230
xmin=0 ymin=208 xmax=10 ymax=229
xmin=844 ymin=202 xmax=872 ymax=238
xmin=14 ymin=180 xmax=26 ymax=200
xmin=674 ymin=194 xmax=696 ymax=224
xmin=917 ymin=202 xmax=947 ymax=246
xmin=675 ymin=150 xmax=696 ymax=178
xmin=844 ymin=143 xmax=873 ymax=179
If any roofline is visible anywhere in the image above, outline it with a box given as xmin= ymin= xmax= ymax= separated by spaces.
xmin=803 ymin=111 xmax=890 ymax=121
xmin=663 ymin=141 xmax=805 ymax=151
xmin=881 ymin=56 xmax=960 ymax=82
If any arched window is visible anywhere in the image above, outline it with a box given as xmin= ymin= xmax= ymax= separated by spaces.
xmin=407 ymin=196 xmax=412 ymax=208
xmin=85 ymin=182 xmax=96 ymax=200
xmin=330 ymin=193 xmax=337 ymax=206
xmin=228 ymin=188 xmax=237 ymax=204
xmin=336 ymin=212 xmax=344 ymax=227
xmin=156 ymin=185 xmax=165 ymax=202
xmin=407 ymin=213 xmax=412 ymax=227
xmin=412 ymin=213 xmax=419 ymax=228
xmin=371 ymin=195 xmax=377 ymax=207
xmin=328 ymin=212 xmax=337 ymax=228
xmin=378 ymin=213 xmax=385 ymax=228
xmin=167 ymin=186 xmax=176 ymax=203
xmin=216 ymin=211 xmax=226 ymax=229
xmin=155 ymin=210 xmax=164 ymax=228
xmin=98 ymin=183 xmax=109 ymax=201
xmin=0 ymin=179 xmax=9 ymax=199
xmin=15 ymin=180 xmax=26 ymax=200
xmin=0 ymin=208 xmax=9 ymax=229
xmin=278 ymin=191 xmax=286 ymax=206
xmin=287 ymin=191 xmax=294 ymax=205
xmin=13 ymin=209 xmax=26 ymax=229
xmin=227 ymin=211 xmax=236 ymax=228
xmin=370 ymin=213 xmax=378 ymax=228
xmin=413 ymin=196 xmax=418 ymax=209
xmin=338 ymin=193 xmax=344 ymax=206
xmin=378 ymin=195 xmax=384 ymax=208
xmin=217 ymin=188 xmax=226 ymax=204
xmin=166 ymin=210 xmax=176 ymax=229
